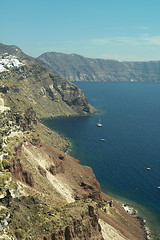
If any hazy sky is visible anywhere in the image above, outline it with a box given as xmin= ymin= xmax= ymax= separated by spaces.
xmin=1 ymin=0 xmax=160 ymax=61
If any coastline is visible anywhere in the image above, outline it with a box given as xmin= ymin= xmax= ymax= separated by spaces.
xmin=122 ymin=203 xmax=151 ymax=240
xmin=41 ymin=119 xmax=151 ymax=240
xmin=102 ymin=189 xmax=157 ymax=240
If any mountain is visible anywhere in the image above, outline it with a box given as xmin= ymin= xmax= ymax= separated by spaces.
xmin=0 ymin=43 xmax=148 ymax=239
xmin=0 ymin=43 xmax=96 ymax=119
xmin=0 ymin=43 xmax=34 ymax=61
xmin=38 ymin=52 xmax=160 ymax=82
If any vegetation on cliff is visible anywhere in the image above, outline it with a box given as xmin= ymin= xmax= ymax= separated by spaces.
xmin=0 ymin=43 xmax=97 ymax=120
xmin=0 ymin=43 xmax=148 ymax=239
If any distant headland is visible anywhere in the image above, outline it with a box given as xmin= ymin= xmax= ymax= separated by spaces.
xmin=38 ymin=51 xmax=160 ymax=82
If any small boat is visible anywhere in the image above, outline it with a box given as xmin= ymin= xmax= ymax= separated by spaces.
xmin=147 ymin=168 xmax=151 ymax=170
xmin=100 ymin=138 xmax=106 ymax=142
xmin=97 ymin=117 xmax=102 ymax=127
xmin=157 ymin=186 xmax=160 ymax=189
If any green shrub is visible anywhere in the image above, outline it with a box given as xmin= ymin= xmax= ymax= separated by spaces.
xmin=0 ymin=162 xmax=4 ymax=172
xmin=15 ymin=229 xmax=26 ymax=239
xmin=2 ymin=159 xmax=10 ymax=169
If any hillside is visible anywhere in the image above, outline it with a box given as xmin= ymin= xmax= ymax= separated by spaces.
xmin=38 ymin=52 xmax=160 ymax=82
xmin=0 ymin=43 xmax=97 ymax=119
xmin=0 ymin=43 xmax=148 ymax=239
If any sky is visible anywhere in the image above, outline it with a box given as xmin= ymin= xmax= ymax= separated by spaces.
xmin=1 ymin=0 xmax=160 ymax=61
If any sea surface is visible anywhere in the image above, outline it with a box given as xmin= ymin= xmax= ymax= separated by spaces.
xmin=43 ymin=82 xmax=160 ymax=239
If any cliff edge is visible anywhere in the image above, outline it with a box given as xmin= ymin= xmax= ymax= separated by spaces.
xmin=0 ymin=43 xmax=147 ymax=239
xmin=0 ymin=43 xmax=97 ymax=119
xmin=38 ymin=51 xmax=160 ymax=82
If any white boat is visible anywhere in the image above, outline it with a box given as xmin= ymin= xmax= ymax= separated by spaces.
xmin=100 ymin=138 xmax=106 ymax=142
xmin=97 ymin=117 xmax=102 ymax=127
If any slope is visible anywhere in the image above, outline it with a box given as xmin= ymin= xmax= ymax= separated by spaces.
xmin=38 ymin=51 xmax=160 ymax=82
xmin=0 ymin=43 xmax=148 ymax=239
xmin=0 ymin=43 xmax=97 ymax=119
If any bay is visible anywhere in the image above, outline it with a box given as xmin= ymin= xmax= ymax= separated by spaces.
xmin=43 ymin=82 xmax=160 ymax=239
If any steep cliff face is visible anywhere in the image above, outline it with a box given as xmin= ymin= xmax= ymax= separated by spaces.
xmin=38 ymin=52 xmax=160 ymax=82
xmin=0 ymin=100 xmax=103 ymax=239
xmin=1 ymin=194 xmax=103 ymax=240
xmin=0 ymin=44 xmax=148 ymax=240
xmin=0 ymin=44 xmax=97 ymax=119
xmin=0 ymin=107 xmax=147 ymax=239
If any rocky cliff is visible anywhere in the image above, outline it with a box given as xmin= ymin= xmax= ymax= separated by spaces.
xmin=0 ymin=108 xmax=147 ymax=239
xmin=0 ymin=43 xmax=97 ymax=119
xmin=38 ymin=52 xmax=160 ymax=82
xmin=0 ymin=43 xmax=148 ymax=240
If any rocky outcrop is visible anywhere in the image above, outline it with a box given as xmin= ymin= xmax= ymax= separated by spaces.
xmin=0 ymin=192 xmax=103 ymax=240
xmin=0 ymin=43 xmax=97 ymax=119
xmin=39 ymin=201 xmax=103 ymax=240
xmin=10 ymin=158 xmax=34 ymax=187
xmin=38 ymin=52 xmax=160 ymax=82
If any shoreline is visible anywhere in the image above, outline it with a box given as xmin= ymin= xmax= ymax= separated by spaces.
xmin=122 ymin=203 xmax=151 ymax=240
xmin=41 ymin=118 xmax=153 ymax=240
xmin=102 ymin=189 xmax=156 ymax=240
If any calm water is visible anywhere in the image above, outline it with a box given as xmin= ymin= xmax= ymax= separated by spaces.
xmin=44 ymin=82 xmax=160 ymax=239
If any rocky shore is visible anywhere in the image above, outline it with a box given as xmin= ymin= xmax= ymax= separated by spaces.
xmin=122 ymin=203 xmax=152 ymax=240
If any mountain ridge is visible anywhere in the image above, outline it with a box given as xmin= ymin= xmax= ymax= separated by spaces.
xmin=38 ymin=51 xmax=160 ymax=82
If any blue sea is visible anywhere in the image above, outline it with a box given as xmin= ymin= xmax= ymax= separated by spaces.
xmin=43 ymin=82 xmax=160 ymax=239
